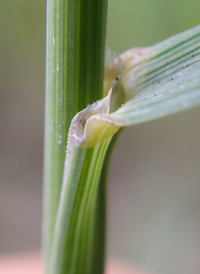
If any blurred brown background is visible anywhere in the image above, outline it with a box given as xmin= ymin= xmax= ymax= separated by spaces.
xmin=0 ymin=1 xmax=200 ymax=274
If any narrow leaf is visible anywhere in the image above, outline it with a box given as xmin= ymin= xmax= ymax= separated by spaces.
xmin=72 ymin=25 xmax=200 ymax=148
xmin=112 ymin=24 xmax=200 ymax=125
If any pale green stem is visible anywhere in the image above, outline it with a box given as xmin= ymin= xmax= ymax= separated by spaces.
xmin=48 ymin=140 xmax=111 ymax=274
xmin=43 ymin=0 xmax=108 ymax=267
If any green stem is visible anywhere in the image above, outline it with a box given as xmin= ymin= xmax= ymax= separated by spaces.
xmin=43 ymin=0 xmax=108 ymax=267
xmin=48 ymin=140 xmax=111 ymax=274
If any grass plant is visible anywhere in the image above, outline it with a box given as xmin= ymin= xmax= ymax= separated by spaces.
xmin=43 ymin=1 xmax=200 ymax=273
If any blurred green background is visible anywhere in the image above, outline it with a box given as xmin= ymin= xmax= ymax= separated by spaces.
xmin=1 ymin=1 xmax=200 ymax=274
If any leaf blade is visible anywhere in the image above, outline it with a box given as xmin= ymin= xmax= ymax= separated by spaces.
xmin=111 ymin=25 xmax=200 ymax=125
xmin=72 ymin=25 xmax=200 ymax=148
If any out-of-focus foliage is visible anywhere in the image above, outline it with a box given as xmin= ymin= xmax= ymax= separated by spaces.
xmin=0 ymin=0 xmax=45 ymax=253
xmin=107 ymin=0 xmax=200 ymax=52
